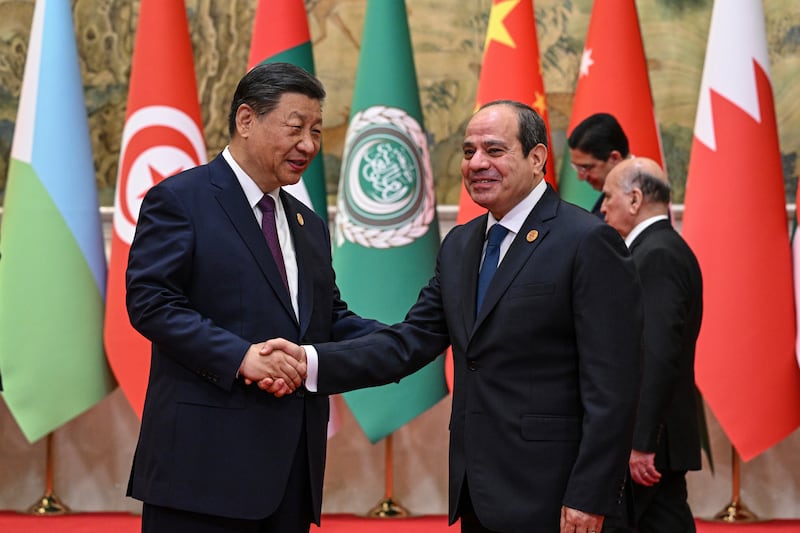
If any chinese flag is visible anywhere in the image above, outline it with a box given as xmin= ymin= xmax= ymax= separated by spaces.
xmin=682 ymin=0 xmax=800 ymax=461
xmin=104 ymin=0 xmax=207 ymax=417
xmin=456 ymin=0 xmax=556 ymax=226
xmin=557 ymin=0 xmax=663 ymax=210
xmin=446 ymin=0 xmax=556 ymax=391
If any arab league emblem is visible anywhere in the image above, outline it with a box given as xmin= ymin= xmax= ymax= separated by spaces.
xmin=336 ymin=106 xmax=435 ymax=249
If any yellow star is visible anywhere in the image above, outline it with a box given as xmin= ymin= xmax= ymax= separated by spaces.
xmin=532 ymin=92 xmax=546 ymax=116
xmin=483 ymin=0 xmax=520 ymax=51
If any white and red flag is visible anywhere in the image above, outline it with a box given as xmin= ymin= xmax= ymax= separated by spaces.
xmin=682 ymin=0 xmax=800 ymax=461
xmin=104 ymin=0 xmax=207 ymax=417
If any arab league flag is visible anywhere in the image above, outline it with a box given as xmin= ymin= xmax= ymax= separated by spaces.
xmin=334 ymin=0 xmax=447 ymax=443
xmin=558 ymin=0 xmax=663 ymax=210
xmin=0 ymin=0 xmax=114 ymax=442
xmin=446 ymin=0 xmax=557 ymax=391
xmin=104 ymin=0 xmax=207 ymax=418
xmin=248 ymin=0 xmax=327 ymax=218
xmin=682 ymin=0 xmax=800 ymax=461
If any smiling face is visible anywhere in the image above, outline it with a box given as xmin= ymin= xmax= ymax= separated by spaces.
xmin=461 ymin=104 xmax=546 ymax=220
xmin=232 ymin=92 xmax=322 ymax=192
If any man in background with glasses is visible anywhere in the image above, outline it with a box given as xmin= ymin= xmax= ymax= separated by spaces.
xmin=568 ymin=113 xmax=631 ymax=217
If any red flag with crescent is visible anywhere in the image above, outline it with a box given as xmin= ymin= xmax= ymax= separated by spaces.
xmin=104 ymin=0 xmax=207 ymax=417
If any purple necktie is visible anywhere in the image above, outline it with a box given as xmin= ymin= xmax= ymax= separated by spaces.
xmin=257 ymin=195 xmax=289 ymax=291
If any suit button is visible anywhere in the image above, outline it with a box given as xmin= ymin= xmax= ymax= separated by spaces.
xmin=468 ymin=360 xmax=477 ymax=371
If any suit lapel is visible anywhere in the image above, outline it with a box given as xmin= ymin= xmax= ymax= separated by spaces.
xmin=460 ymin=216 xmax=488 ymax=336
xmin=211 ymin=156 xmax=296 ymax=321
xmin=472 ymin=186 xmax=558 ymax=332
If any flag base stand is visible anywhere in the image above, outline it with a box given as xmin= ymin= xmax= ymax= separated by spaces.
xmin=368 ymin=497 xmax=409 ymax=518
xmin=713 ymin=500 xmax=758 ymax=523
xmin=711 ymin=446 xmax=759 ymax=523
xmin=27 ymin=492 xmax=70 ymax=516
xmin=28 ymin=434 xmax=70 ymax=515
xmin=366 ymin=435 xmax=409 ymax=518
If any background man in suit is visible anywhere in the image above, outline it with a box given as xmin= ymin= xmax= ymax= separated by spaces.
xmin=600 ymin=157 xmax=703 ymax=533
xmin=125 ymin=62 xmax=379 ymax=533
xmin=568 ymin=113 xmax=631 ymax=216
xmin=265 ymin=100 xmax=643 ymax=533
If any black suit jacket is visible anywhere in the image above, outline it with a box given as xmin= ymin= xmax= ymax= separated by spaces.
xmin=314 ymin=185 xmax=643 ymax=531
xmin=125 ymin=154 xmax=377 ymax=522
xmin=629 ymin=219 xmax=703 ymax=472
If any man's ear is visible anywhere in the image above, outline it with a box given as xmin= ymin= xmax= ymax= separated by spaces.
xmin=530 ymin=143 xmax=548 ymax=173
xmin=630 ymin=188 xmax=643 ymax=214
xmin=608 ymin=150 xmax=624 ymax=164
xmin=235 ymin=104 xmax=256 ymax=137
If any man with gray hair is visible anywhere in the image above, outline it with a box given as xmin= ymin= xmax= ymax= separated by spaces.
xmin=601 ymin=157 xmax=703 ymax=533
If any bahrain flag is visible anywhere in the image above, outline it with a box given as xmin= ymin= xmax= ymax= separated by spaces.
xmin=682 ymin=0 xmax=800 ymax=461
xmin=104 ymin=0 xmax=207 ymax=417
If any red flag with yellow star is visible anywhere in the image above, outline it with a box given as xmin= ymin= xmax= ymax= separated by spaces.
xmin=446 ymin=0 xmax=555 ymax=390
xmin=456 ymin=0 xmax=556 ymax=225
xmin=104 ymin=0 xmax=207 ymax=417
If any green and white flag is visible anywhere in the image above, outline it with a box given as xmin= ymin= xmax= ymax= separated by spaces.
xmin=334 ymin=0 xmax=447 ymax=443
xmin=0 ymin=0 xmax=115 ymax=442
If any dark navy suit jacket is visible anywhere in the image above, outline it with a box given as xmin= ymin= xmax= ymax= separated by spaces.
xmin=629 ymin=219 xmax=703 ymax=472
xmin=314 ymin=185 xmax=643 ymax=531
xmin=125 ymin=154 xmax=377 ymax=522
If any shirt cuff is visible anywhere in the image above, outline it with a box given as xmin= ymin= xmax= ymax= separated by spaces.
xmin=304 ymin=344 xmax=319 ymax=392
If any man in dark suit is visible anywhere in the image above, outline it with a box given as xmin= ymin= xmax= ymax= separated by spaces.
xmin=601 ymin=157 xmax=703 ymax=532
xmin=568 ymin=113 xmax=631 ymax=217
xmin=265 ymin=100 xmax=643 ymax=532
xmin=125 ymin=62 xmax=379 ymax=533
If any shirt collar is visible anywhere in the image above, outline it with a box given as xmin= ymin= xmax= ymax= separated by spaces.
xmin=625 ymin=214 xmax=669 ymax=248
xmin=486 ymin=178 xmax=547 ymax=235
xmin=222 ymin=146 xmax=280 ymax=208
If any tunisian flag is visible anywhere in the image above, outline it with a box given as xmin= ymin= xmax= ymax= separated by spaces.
xmin=682 ymin=0 xmax=800 ymax=461
xmin=446 ymin=0 xmax=556 ymax=390
xmin=104 ymin=0 xmax=207 ymax=417
xmin=557 ymin=0 xmax=663 ymax=210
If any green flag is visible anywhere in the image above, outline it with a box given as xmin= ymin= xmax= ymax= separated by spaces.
xmin=557 ymin=153 xmax=598 ymax=210
xmin=334 ymin=0 xmax=447 ymax=443
xmin=0 ymin=0 xmax=115 ymax=442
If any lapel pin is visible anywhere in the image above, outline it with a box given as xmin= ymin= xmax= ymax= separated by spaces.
xmin=526 ymin=230 xmax=539 ymax=242
xmin=296 ymin=213 xmax=305 ymax=226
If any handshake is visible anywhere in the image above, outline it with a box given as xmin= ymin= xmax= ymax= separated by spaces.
xmin=238 ymin=338 xmax=308 ymax=397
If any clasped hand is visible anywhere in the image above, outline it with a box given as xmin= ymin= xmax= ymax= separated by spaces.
xmin=238 ymin=338 xmax=307 ymax=397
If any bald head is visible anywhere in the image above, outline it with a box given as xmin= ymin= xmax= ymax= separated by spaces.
xmin=601 ymin=157 xmax=671 ymax=238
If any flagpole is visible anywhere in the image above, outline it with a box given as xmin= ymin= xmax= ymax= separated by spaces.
xmin=27 ymin=433 xmax=70 ymax=515
xmin=368 ymin=434 xmax=409 ymax=517
xmin=712 ymin=446 xmax=758 ymax=522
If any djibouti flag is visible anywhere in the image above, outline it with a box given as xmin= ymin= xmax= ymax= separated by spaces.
xmin=334 ymin=0 xmax=447 ymax=443
xmin=0 ymin=0 xmax=115 ymax=443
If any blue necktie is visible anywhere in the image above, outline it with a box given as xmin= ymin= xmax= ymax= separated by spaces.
xmin=476 ymin=224 xmax=508 ymax=312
